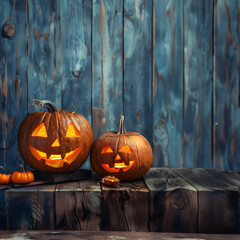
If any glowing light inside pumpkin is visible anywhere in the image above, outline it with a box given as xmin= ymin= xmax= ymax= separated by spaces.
xmin=118 ymin=145 xmax=133 ymax=153
xmin=101 ymin=145 xmax=113 ymax=153
xmin=101 ymin=160 xmax=135 ymax=172
xmin=115 ymin=154 xmax=121 ymax=160
xmin=32 ymin=123 xmax=48 ymax=137
xmin=51 ymin=139 xmax=60 ymax=147
xmin=66 ymin=123 xmax=80 ymax=137
xmin=100 ymin=145 xmax=135 ymax=172
xmin=29 ymin=144 xmax=81 ymax=168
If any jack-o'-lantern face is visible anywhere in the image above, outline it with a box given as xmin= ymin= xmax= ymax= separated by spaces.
xmin=29 ymin=122 xmax=82 ymax=168
xmin=17 ymin=104 xmax=93 ymax=173
xmin=99 ymin=145 xmax=136 ymax=173
xmin=90 ymin=115 xmax=153 ymax=181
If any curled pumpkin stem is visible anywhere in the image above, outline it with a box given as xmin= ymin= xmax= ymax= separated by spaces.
xmin=118 ymin=115 xmax=127 ymax=134
xmin=0 ymin=166 xmax=5 ymax=174
xmin=32 ymin=99 xmax=58 ymax=113
xmin=19 ymin=164 xmax=25 ymax=173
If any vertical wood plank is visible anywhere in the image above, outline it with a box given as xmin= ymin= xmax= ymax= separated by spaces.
xmin=60 ymin=0 xmax=92 ymax=169
xmin=0 ymin=187 xmax=9 ymax=230
xmin=124 ymin=0 xmax=152 ymax=146
xmin=214 ymin=0 xmax=240 ymax=170
xmin=152 ymin=0 xmax=184 ymax=167
xmin=0 ymin=0 xmax=27 ymax=173
xmin=27 ymin=0 xmax=62 ymax=112
xmin=6 ymin=184 xmax=56 ymax=230
xmin=92 ymin=0 xmax=123 ymax=140
xmin=101 ymin=179 xmax=149 ymax=231
xmin=183 ymin=0 xmax=213 ymax=168
xmin=144 ymin=168 xmax=198 ymax=232
xmin=55 ymin=178 xmax=101 ymax=230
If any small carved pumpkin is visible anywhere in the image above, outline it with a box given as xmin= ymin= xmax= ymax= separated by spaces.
xmin=12 ymin=165 xmax=34 ymax=184
xmin=90 ymin=116 xmax=153 ymax=181
xmin=17 ymin=100 xmax=93 ymax=173
xmin=0 ymin=166 xmax=11 ymax=184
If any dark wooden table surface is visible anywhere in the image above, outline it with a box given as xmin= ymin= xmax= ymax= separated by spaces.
xmin=1 ymin=168 xmax=240 ymax=234
xmin=0 ymin=230 xmax=240 ymax=240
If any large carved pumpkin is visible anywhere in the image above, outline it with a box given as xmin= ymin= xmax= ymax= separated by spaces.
xmin=17 ymin=100 xmax=93 ymax=173
xmin=90 ymin=116 xmax=153 ymax=181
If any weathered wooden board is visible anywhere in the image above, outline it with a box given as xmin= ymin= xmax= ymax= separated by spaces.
xmin=183 ymin=0 xmax=213 ymax=168
xmin=144 ymin=168 xmax=198 ymax=232
xmin=152 ymin=0 xmax=184 ymax=167
xmin=213 ymin=0 xmax=240 ymax=170
xmin=0 ymin=231 xmax=240 ymax=240
xmin=92 ymin=0 xmax=123 ymax=140
xmin=0 ymin=189 xmax=7 ymax=230
xmin=124 ymin=0 xmax=152 ymax=146
xmin=55 ymin=177 xmax=101 ymax=230
xmin=27 ymin=0 xmax=62 ymax=112
xmin=6 ymin=184 xmax=56 ymax=230
xmin=0 ymin=0 xmax=27 ymax=173
xmin=1 ymin=0 xmax=240 ymax=176
xmin=174 ymin=168 xmax=240 ymax=233
xmin=34 ymin=169 xmax=92 ymax=183
xmin=60 ymin=0 xmax=92 ymax=169
xmin=101 ymin=179 xmax=149 ymax=232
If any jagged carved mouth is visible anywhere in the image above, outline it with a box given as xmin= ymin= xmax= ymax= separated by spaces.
xmin=30 ymin=144 xmax=81 ymax=168
xmin=101 ymin=160 xmax=135 ymax=173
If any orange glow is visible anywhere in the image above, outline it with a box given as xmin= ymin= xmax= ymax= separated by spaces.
xmin=66 ymin=123 xmax=80 ymax=137
xmin=51 ymin=139 xmax=60 ymax=147
xmin=101 ymin=160 xmax=135 ymax=172
xmin=30 ymin=145 xmax=47 ymax=160
xmin=119 ymin=145 xmax=133 ymax=153
xmin=114 ymin=154 xmax=121 ymax=161
xmin=32 ymin=123 xmax=48 ymax=137
xmin=29 ymin=144 xmax=81 ymax=168
xmin=101 ymin=145 xmax=113 ymax=154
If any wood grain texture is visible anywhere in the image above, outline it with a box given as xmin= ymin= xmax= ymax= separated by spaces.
xmin=174 ymin=168 xmax=240 ymax=233
xmin=60 ymin=0 xmax=92 ymax=169
xmin=152 ymin=0 xmax=184 ymax=167
xmin=55 ymin=178 xmax=101 ymax=230
xmin=101 ymin=179 xmax=149 ymax=231
xmin=27 ymin=0 xmax=62 ymax=112
xmin=144 ymin=168 xmax=198 ymax=232
xmin=213 ymin=0 xmax=240 ymax=170
xmin=124 ymin=0 xmax=152 ymax=146
xmin=0 ymin=0 xmax=27 ymax=173
xmin=183 ymin=0 xmax=213 ymax=168
xmin=0 ymin=190 xmax=6 ymax=230
xmin=1 ymin=231 xmax=240 ymax=240
xmin=6 ymin=184 xmax=56 ymax=230
xmin=1 ymin=0 xmax=240 ymax=173
xmin=92 ymin=0 xmax=123 ymax=140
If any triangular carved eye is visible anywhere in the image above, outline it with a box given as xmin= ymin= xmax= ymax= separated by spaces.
xmin=66 ymin=123 xmax=80 ymax=137
xmin=119 ymin=145 xmax=133 ymax=153
xmin=32 ymin=123 xmax=48 ymax=137
xmin=101 ymin=145 xmax=113 ymax=154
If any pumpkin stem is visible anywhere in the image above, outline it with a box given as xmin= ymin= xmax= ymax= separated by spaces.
xmin=32 ymin=99 xmax=58 ymax=113
xmin=19 ymin=164 xmax=25 ymax=173
xmin=0 ymin=166 xmax=5 ymax=174
xmin=118 ymin=115 xmax=127 ymax=134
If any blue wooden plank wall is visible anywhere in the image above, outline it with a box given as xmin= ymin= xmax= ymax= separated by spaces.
xmin=0 ymin=0 xmax=239 ymax=173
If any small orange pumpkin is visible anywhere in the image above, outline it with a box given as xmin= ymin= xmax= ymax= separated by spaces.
xmin=12 ymin=165 xmax=34 ymax=184
xmin=0 ymin=166 xmax=11 ymax=184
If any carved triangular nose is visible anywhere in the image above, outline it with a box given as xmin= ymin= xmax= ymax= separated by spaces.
xmin=51 ymin=138 xmax=60 ymax=147
xmin=114 ymin=154 xmax=121 ymax=161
